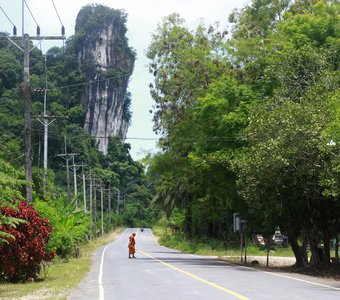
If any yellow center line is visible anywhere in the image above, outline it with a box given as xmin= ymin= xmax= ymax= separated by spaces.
xmin=138 ymin=249 xmax=250 ymax=300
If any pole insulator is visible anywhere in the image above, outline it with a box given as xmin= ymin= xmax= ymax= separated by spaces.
xmin=61 ymin=26 xmax=65 ymax=36
xmin=37 ymin=26 xmax=40 ymax=36
xmin=13 ymin=26 xmax=17 ymax=36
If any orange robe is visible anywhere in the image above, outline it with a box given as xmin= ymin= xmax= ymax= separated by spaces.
xmin=128 ymin=235 xmax=136 ymax=254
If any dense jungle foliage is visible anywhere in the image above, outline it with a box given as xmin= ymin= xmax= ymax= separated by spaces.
xmin=146 ymin=0 xmax=340 ymax=267
xmin=0 ymin=4 xmax=156 ymax=281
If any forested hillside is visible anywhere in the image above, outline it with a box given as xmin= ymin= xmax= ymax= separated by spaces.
xmin=146 ymin=0 xmax=339 ymax=267
xmin=0 ymin=4 xmax=155 ymax=282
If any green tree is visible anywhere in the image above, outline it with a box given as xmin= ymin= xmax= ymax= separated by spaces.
xmin=0 ymin=160 xmax=26 ymax=244
xmin=231 ymin=0 xmax=340 ymax=266
xmin=147 ymin=14 xmax=235 ymax=237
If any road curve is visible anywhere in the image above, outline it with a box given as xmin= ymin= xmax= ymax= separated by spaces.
xmin=68 ymin=228 xmax=340 ymax=300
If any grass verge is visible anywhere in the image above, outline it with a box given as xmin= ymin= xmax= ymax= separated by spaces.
xmin=0 ymin=228 xmax=123 ymax=300
xmin=153 ymin=225 xmax=294 ymax=257
xmin=152 ymin=226 xmax=340 ymax=279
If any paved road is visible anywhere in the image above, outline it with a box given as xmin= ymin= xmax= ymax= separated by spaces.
xmin=68 ymin=228 xmax=340 ymax=300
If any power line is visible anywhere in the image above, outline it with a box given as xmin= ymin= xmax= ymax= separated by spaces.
xmin=29 ymin=127 xmax=240 ymax=142
xmin=51 ymin=0 xmax=64 ymax=27
xmin=91 ymin=136 xmax=238 ymax=141
xmin=24 ymin=0 xmax=39 ymax=27
xmin=53 ymin=72 xmax=132 ymax=91
xmin=32 ymin=69 xmax=147 ymax=92
xmin=0 ymin=6 xmax=16 ymax=27
xmin=51 ymin=0 xmax=65 ymax=37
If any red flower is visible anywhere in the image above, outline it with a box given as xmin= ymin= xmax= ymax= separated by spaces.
xmin=0 ymin=200 xmax=55 ymax=282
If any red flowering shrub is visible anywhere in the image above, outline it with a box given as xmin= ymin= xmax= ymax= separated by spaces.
xmin=0 ymin=200 xmax=55 ymax=282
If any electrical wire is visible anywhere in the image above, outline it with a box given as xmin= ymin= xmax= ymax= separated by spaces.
xmin=0 ymin=6 xmax=16 ymax=27
xmin=54 ymin=72 xmax=132 ymax=90
xmin=33 ymin=69 xmax=147 ymax=92
xmin=51 ymin=0 xmax=64 ymax=26
xmin=24 ymin=0 xmax=39 ymax=27
xmin=30 ymin=127 xmax=239 ymax=143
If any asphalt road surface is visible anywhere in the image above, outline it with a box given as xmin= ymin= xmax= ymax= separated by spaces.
xmin=68 ymin=228 xmax=340 ymax=300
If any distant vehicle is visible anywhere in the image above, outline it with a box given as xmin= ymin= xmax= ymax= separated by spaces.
xmin=273 ymin=227 xmax=288 ymax=247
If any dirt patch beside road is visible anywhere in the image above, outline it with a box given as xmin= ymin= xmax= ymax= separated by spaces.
xmin=219 ymin=255 xmax=296 ymax=267
xmin=218 ymin=255 xmax=340 ymax=282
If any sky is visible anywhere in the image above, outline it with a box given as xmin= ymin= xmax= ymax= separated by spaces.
xmin=0 ymin=0 xmax=249 ymax=160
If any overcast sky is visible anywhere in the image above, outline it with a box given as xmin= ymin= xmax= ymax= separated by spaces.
xmin=0 ymin=0 xmax=249 ymax=160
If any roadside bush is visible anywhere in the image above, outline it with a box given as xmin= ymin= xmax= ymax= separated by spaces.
xmin=34 ymin=197 xmax=91 ymax=258
xmin=0 ymin=159 xmax=26 ymax=243
xmin=0 ymin=200 xmax=55 ymax=282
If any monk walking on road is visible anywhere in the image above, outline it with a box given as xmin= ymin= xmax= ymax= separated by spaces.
xmin=128 ymin=233 xmax=136 ymax=258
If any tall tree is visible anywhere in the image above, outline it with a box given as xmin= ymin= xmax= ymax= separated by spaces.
xmin=232 ymin=0 xmax=340 ymax=266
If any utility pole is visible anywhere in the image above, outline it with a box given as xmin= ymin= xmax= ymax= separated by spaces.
xmin=93 ymin=181 xmax=98 ymax=237
xmin=0 ymin=10 xmax=65 ymax=202
xmin=40 ymin=58 xmax=55 ymax=172
xmin=91 ymin=176 xmax=102 ymax=237
xmin=101 ymin=185 xmax=104 ymax=236
xmin=33 ymin=58 xmax=65 ymax=192
xmin=102 ymin=187 xmax=113 ymax=233
xmin=89 ymin=168 xmax=93 ymax=238
xmin=81 ymin=164 xmax=87 ymax=213
xmin=56 ymin=136 xmax=78 ymax=203
xmin=88 ymin=172 xmax=101 ymax=237
xmin=23 ymin=33 xmax=32 ymax=202
xmin=108 ymin=187 xmax=111 ymax=229
xmin=70 ymin=157 xmax=83 ymax=208
xmin=116 ymin=191 xmax=121 ymax=215
xmin=76 ymin=162 xmax=87 ymax=211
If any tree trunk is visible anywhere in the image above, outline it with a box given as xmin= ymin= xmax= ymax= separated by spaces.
xmin=265 ymin=236 xmax=271 ymax=267
xmin=289 ymin=233 xmax=305 ymax=268
xmin=185 ymin=205 xmax=193 ymax=238
xmin=301 ymin=230 xmax=309 ymax=264
xmin=310 ymin=239 xmax=320 ymax=266
xmin=335 ymin=235 xmax=339 ymax=264
xmin=320 ymin=201 xmax=330 ymax=264
xmin=323 ymin=231 xmax=331 ymax=265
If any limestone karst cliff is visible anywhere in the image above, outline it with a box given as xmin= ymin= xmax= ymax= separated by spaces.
xmin=74 ymin=5 xmax=135 ymax=154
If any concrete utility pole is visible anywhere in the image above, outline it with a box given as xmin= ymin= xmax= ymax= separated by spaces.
xmin=56 ymin=136 xmax=78 ymax=203
xmin=93 ymin=182 xmax=98 ymax=236
xmin=101 ymin=185 xmax=104 ymax=236
xmin=108 ymin=187 xmax=112 ymax=229
xmin=0 ymin=8 xmax=65 ymax=202
xmin=91 ymin=177 xmax=102 ymax=237
xmin=40 ymin=58 xmax=55 ymax=172
xmin=70 ymin=157 xmax=83 ymax=208
xmin=115 ymin=178 xmax=139 ymax=215
xmin=101 ymin=187 xmax=113 ymax=233
xmin=89 ymin=168 xmax=93 ymax=238
xmin=33 ymin=58 xmax=66 ymax=191
xmin=82 ymin=168 xmax=86 ymax=212
xmin=23 ymin=34 xmax=32 ymax=202
xmin=80 ymin=164 xmax=88 ymax=213
xmin=116 ymin=191 xmax=121 ymax=215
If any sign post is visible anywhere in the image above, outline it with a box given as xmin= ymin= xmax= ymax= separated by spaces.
xmin=233 ymin=213 xmax=247 ymax=263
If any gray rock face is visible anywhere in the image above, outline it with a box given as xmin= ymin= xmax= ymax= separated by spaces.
xmin=75 ymin=5 xmax=135 ymax=154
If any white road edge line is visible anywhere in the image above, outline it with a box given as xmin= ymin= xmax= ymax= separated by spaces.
xmin=230 ymin=262 xmax=340 ymax=292
xmin=262 ymin=269 xmax=340 ymax=291
xmin=98 ymin=229 xmax=128 ymax=300
xmin=150 ymin=229 xmax=340 ymax=292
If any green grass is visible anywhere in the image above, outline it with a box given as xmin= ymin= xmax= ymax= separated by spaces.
xmin=0 ymin=228 xmax=124 ymax=300
xmin=153 ymin=225 xmax=295 ymax=257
